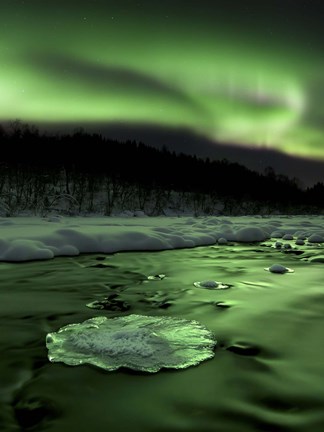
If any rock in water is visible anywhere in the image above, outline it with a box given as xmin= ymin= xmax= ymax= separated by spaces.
xmin=46 ymin=314 xmax=216 ymax=373
xmin=264 ymin=264 xmax=294 ymax=274
xmin=147 ymin=274 xmax=166 ymax=281
xmin=193 ymin=280 xmax=230 ymax=289
xmin=86 ymin=293 xmax=130 ymax=312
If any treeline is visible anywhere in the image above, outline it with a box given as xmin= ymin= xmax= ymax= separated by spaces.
xmin=0 ymin=121 xmax=323 ymax=215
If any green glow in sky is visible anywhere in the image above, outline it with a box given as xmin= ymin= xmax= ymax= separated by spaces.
xmin=1 ymin=0 xmax=324 ymax=160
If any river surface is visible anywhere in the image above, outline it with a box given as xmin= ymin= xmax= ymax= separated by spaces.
xmin=1 ymin=242 xmax=324 ymax=431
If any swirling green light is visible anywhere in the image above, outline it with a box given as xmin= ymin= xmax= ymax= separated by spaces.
xmin=1 ymin=0 xmax=323 ymax=160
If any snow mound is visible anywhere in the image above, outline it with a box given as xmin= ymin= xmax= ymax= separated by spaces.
xmin=282 ymin=234 xmax=294 ymax=240
xmin=235 ymin=227 xmax=268 ymax=243
xmin=283 ymin=243 xmax=292 ymax=249
xmin=46 ymin=314 xmax=216 ymax=373
xmin=295 ymin=239 xmax=305 ymax=246
xmin=308 ymin=234 xmax=324 ymax=243
xmin=0 ymin=215 xmax=323 ymax=262
xmin=0 ymin=239 xmax=54 ymax=262
xmin=271 ymin=231 xmax=284 ymax=238
xmin=217 ymin=237 xmax=228 ymax=245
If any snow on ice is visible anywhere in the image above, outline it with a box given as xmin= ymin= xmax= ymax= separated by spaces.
xmin=0 ymin=215 xmax=323 ymax=262
xmin=46 ymin=314 xmax=216 ymax=372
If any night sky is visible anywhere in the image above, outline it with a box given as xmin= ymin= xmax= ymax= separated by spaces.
xmin=2 ymin=0 xmax=324 ymax=185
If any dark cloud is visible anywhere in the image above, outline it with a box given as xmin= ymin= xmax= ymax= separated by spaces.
xmin=28 ymin=53 xmax=207 ymax=116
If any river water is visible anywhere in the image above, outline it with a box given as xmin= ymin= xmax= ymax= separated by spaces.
xmin=1 ymin=241 xmax=324 ymax=431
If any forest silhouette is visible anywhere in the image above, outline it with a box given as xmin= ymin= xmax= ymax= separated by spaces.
xmin=0 ymin=121 xmax=323 ymax=215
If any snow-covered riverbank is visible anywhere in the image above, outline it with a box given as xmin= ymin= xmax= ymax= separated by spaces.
xmin=0 ymin=215 xmax=323 ymax=262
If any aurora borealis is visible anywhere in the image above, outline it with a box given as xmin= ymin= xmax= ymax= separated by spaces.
xmin=1 ymin=0 xmax=324 ymax=163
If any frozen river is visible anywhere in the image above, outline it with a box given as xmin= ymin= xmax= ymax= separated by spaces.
xmin=1 ymin=239 xmax=324 ymax=431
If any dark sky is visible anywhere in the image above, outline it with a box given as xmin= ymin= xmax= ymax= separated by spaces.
xmin=1 ymin=0 xmax=324 ymax=186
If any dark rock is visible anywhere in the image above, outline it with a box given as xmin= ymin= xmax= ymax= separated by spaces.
xmin=226 ymin=343 xmax=261 ymax=356
xmin=215 ymin=302 xmax=231 ymax=309
xmin=86 ymin=295 xmax=130 ymax=312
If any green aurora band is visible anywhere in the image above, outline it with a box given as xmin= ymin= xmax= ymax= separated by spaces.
xmin=1 ymin=0 xmax=324 ymax=160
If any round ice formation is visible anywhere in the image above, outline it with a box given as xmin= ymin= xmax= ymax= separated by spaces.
xmin=46 ymin=315 xmax=216 ymax=373
xmin=274 ymin=241 xmax=283 ymax=248
xmin=282 ymin=234 xmax=294 ymax=240
xmin=264 ymin=264 xmax=294 ymax=274
xmin=193 ymin=280 xmax=230 ymax=289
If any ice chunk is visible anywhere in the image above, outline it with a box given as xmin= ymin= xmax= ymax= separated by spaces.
xmin=46 ymin=314 xmax=216 ymax=373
